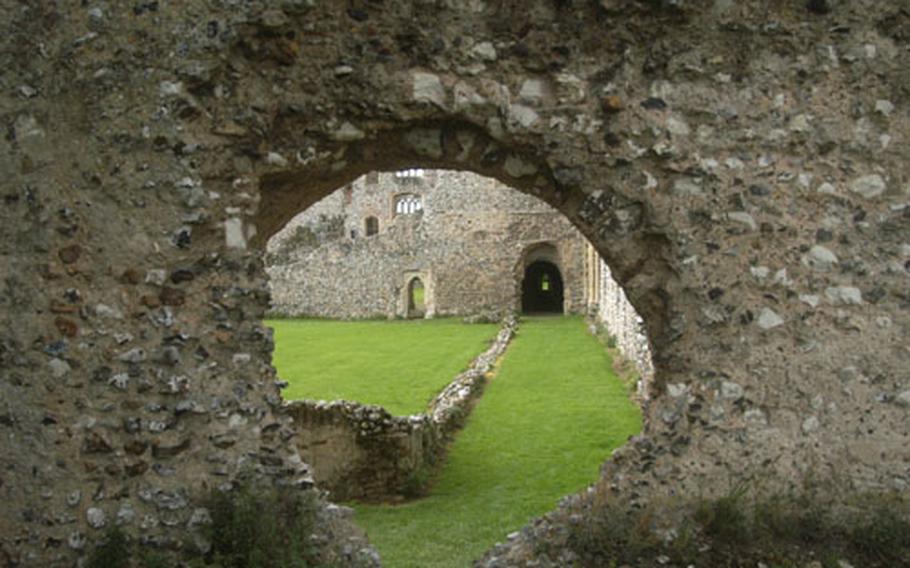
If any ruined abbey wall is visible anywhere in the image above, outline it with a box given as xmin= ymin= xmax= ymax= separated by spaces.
xmin=1 ymin=1 xmax=908 ymax=565
xmin=287 ymin=318 xmax=516 ymax=502
xmin=267 ymin=170 xmax=588 ymax=319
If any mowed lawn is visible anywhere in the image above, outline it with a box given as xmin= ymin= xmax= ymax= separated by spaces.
xmin=267 ymin=318 xmax=499 ymax=416
xmin=353 ymin=316 xmax=642 ymax=568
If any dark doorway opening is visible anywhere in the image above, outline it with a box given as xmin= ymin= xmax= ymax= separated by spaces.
xmin=407 ymin=277 xmax=426 ymax=318
xmin=521 ymin=261 xmax=564 ymax=314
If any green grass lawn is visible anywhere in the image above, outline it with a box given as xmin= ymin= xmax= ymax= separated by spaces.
xmin=353 ymin=316 xmax=642 ymax=568
xmin=267 ymin=318 xmax=499 ymax=416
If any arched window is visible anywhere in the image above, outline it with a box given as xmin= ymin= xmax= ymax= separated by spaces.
xmin=365 ymin=216 xmax=379 ymax=237
xmin=394 ymin=194 xmax=423 ymax=215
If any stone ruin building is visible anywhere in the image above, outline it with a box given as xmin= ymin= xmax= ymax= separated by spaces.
xmin=266 ymin=168 xmax=654 ymax=379
xmin=1 ymin=1 xmax=908 ymax=566
xmin=267 ymin=169 xmax=587 ymax=319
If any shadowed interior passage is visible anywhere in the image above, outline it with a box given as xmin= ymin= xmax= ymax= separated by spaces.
xmin=521 ymin=261 xmax=564 ymax=314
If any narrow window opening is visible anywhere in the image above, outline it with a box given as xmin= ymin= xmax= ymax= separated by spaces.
xmin=365 ymin=216 xmax=379 ymax=237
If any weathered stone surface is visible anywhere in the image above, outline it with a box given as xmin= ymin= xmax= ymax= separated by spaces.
xmin=1 ymin=2 xmax=908 ymax=565
xmin=267 ymin=171 xmax=588 ymax=320
xmin=288 ymin=318 xmax=517 ymax=501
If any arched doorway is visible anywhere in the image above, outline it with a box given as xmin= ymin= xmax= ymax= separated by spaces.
xmin=522 ymin=261 xmax=564 ymax=314
xmin=407 ymin=277 xmax=426 ymax=318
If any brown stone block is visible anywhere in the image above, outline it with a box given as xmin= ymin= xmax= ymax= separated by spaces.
xmin=82 ymin=432 xmax=113 ymax=454
xmin=54 ymin=317 xmax=78 ymax=338
xmin=58 ymin=244 xmax=82 ymax=264
xmin=159 ymin=287 xmax=186 ymax=306
xmin=140 ymin=295 xmax=161 ymax=309
xmin=124 ymin=440 xmax=149 ymax=455
xmin=125 ymin=460 xmax=148 ymax=477
xmin=601 ymin=95 xmax=624 ymax=113
xmin=120 ymin=268 xmax=142 ymax=285
xmin=152 ymin=438 xmax=191 ymax=459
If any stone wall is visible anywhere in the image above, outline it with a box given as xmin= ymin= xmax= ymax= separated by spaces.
xmin=286 ymin=318 xmax=517 ymax=501
xmin=2 ymin=1 xmax=908 ymax=565
xmin=267 ymin=170 xmax=587 ymax=319
xmin=583 ymin=243 xmax=655 ymax=393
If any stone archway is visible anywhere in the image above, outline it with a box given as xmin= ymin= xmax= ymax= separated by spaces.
xmin=521 ymin=261 xmax=564 ymax=314
xmin=5 ymin=1 xmax=908 ymax=565
xmin=406 ymin=276 xmax=426 ymax=319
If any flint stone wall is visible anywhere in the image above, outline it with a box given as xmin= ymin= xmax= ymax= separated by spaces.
xmin=267 ymin=170 xmax=587 ymax=319
xmin=286 ymin=318 xmax=517 ymax=501
xmin=2 ymin=1 xmax=909 ymax=565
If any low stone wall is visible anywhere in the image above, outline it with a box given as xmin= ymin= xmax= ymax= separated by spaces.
xmin=592 ymin=259 xmax=655 ymax=395
xmin=285 ymin=317 xmax=517 ymax=501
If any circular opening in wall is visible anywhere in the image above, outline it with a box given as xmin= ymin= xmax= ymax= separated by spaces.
xmin=259 ymin=168 xmax=653 ymax=566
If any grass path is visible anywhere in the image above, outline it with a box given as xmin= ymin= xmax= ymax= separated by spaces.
xmin=267 ymin=318 xmax=498 ymax=416
xmin=353 ymin=316 xmax=642 ymax=568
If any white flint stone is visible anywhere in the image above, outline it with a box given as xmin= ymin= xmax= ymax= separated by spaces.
xmin=667 ymin=383 xmax=688 ymax=398
xmin=117 ymin=503 xmax=136 ymax=525
xmin=95 ymin=304 xmax=124 ymax=319
xmin=159 ymin=81 xmax=183 ymax=96
xmin=773 ymin=269 xmax=791 ymax=287
xmin=666 ymin=117 xmax=690 ymax=136
xmin=332 ymin=121 xmax=365 ymax=142
xmin=266 ymin=152 xmax=288 ymax=167
xmin=849 ymin=174 xmax=886 ymax=198
xmin=224 ymin=217 xmax=246 ymax=249
xmin=518 ymin=78 xmax=548 ymax=105
xmin=117 ymin=348 xmax=146 ymax=363
xmin=802 ymin=416 xmax=820 ymax=434
xmin=145 ymin=269 xmax=167 ymax=285
xmin=471 ymin=41 xmax=497 ymax=61
xmin=802 ymin=245 xmax=838 ymax=271
xmin=750 ymin=266 xmax=770 ymax=279
xmin=503 ymin=155 xmax=538 ymax=178
xmin=452 ymin=81 xmax=486 ymax=109
xmin=817 ymin=182 xmax=837 ymax=195
xmin=86 ymin=508 xmax=107 ymax=529
xmin=874 ymin=99 xmax=894 ymax=116
xmin=757 ymin=308 xmax=784 ymax=330
xmin=744 ymin=408 xmax=768 ymax=427
xmin=789 ymin=114 xmax=811 ymax=132
xmin=672 ymin=179 xmax=703 ymax=196
xmin=799 ymin=294 xmax=820 ymax=308
xmin=727 ymin=212 xmax=757 ymax=232
xmin=721 ymin=381 xmax=744 ymax=400
xmin=825 ymin=286 xmax=863 ymax=305
xmin=412 ymin=71 xmax=446 ymax=107
xmin=49 ymin=358 xmax=71 ymax=378
xmin=895 ymin=391 xmax=910 ymax=408
xmin=506 ymin=104 xmax=540 ymax=129
xmin=109 ymin=374 xmax=130 ymax=390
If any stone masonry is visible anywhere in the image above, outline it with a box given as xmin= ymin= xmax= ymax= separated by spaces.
xmin=286 ymin=317 xmax=517 ymax=502
xmin=267 ymin=169 xmax=588 ymax=319
xmin=1 ymin=1 xmax=908 ymax=565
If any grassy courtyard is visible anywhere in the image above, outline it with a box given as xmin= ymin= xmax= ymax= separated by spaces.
xmin=270 ymin=315 xmax=641 ymax=568
xmin=352 ymin=316 xmax=641 ymax=567
xmin=267 ymin=318 xmax=498 ymax=415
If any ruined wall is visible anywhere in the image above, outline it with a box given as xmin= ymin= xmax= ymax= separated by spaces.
xmin=286 ymin=319 xmax=516 ymax=501
xmin=268 ymin=170 xmax=587 ymax=319
xmin=583 ymin=243 xmax=655 ymax=389
xmin=1 ymin=1 xmax=909 ymax=565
